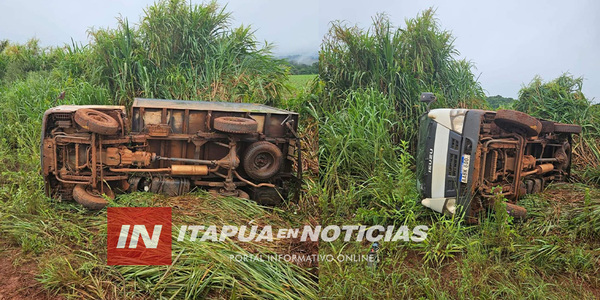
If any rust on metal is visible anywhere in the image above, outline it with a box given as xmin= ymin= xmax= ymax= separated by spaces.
xmin=41 ymin=98 xmax=300 ymax=209
xmin=465 ymin=109 xmax=581 ymax=218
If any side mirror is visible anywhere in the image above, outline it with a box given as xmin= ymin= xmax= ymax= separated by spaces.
xmin=420 ymin=92 xmax=436 ymax=112
xmin=420 ymin=92 xmax=436 ymax=104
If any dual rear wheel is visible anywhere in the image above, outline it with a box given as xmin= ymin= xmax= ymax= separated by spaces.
xmin=212 ymin=116 xmax=284 ymax=181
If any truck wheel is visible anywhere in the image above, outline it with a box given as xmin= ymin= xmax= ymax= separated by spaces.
xmin=237 ymin=190 xmax=250 ymax=199
xmin=74 ymin=108 xmax=119 ymax=135
xmin=532 ymin=178 xmax=543 ymax=194
xmin=494 ymin=110 xmax=542 ymax=137
xmin=74 ymin=109 xmax=119 ymax=135
xmin=505 ymin=202 xmax=527 ymax=219
xmin=553 ymin=123 xmax=582 ymax=134
xmin=72 ymin=184 xmax=114 ymax=210
xmin=526 ymin=179 xmax=534 ymax=194
xmin=213 ymin=117 xmax=258 ymax=133
xmin=253 ymin=187 xmax=283 ymax=206
xmin=242 ymin=141 xmax=283 ymax=181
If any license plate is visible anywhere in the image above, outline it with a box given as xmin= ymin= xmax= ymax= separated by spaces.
xmin=460 ymin=154 xmax=470 ymax=184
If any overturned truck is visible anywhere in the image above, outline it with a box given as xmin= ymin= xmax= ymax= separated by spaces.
xmin=41 ymin=98 xmax=301 ymax=209
xmin=416 ymin=93 xmax=581 ymax=220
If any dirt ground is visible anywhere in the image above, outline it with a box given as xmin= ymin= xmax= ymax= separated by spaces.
xmin=0 ymin=247 xmax=52 ymax=300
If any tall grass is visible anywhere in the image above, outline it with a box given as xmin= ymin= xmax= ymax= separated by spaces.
xmin=0 ymin=39 xmax=56 ymax=84
xmin=317 ymin=9 xmax=485 ymax=226
xmin=88 ymin=0 xmax=288 ymax=107
xmin=319 ymin=9 xmax=485 ymax=148
xmin=319 ymin=184 xmax=600 ymax=299
xmin=318 ymin=89 xmax=420 ymax=224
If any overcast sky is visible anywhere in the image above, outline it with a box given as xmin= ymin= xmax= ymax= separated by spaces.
xmin=0 ymin=0 xmax=597 ymax=101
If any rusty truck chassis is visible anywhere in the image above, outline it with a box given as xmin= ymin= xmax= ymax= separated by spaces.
xmin=41 ymin=99 xmax=301 ymax=208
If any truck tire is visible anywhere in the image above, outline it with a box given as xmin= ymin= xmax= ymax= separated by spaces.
xmin=506 ymin=202 xmax=527 ymax=219
xmin=242 ymin=141 xmax=283 ymax=181
xmin=494 ymin=110 xmax=542 ymax=137
xmin=72 ymin=184 xmax=114 ymax=210
xmin=532 ymin=178 xmax=543 ymax=194
xmin=253 ymin=187 xmax=283 ymax=206
xmin=213 ymin=117 xmax=258 ymax=134
xmin=540 ymin=120 xmax=555 ymax=133
xmin=73 ymin=108 xmax=119 ymax=135
xmin=553 ymin=123 xmax=582 ymax=134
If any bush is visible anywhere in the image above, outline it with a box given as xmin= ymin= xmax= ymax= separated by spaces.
xmin=319 ymin=9 xmax=485 ymax=148
xmin=319 ymin=89 xmax=419 ymax=224
xmin=88 ymin=0 xmax=288 ymax=106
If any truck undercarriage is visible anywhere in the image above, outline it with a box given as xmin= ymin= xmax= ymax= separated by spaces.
xmin=41 ymin=98 xmax=301 ymax=209
xmin=469 ymin=110 xmax=578 ymax=219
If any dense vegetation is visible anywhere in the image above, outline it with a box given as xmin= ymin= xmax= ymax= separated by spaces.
xmin=317 ymin=10 xmax=600 ymax=299
xmin=319 ymin=9 xmax=485 ymax=147
xmin=486 ymin=94 xmax=515 ymax=109
xmin=0 ymin=0 xmax=318 ymax=298
xmin=0 ymin=1 xmax=288 ymax=108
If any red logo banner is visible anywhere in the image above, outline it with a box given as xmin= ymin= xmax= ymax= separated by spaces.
xmin=107 ymin=207 xmax=172 ymax=265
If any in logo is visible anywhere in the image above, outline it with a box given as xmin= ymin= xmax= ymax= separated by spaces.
xmin=107 ymin=207 xmax=172 ymax=265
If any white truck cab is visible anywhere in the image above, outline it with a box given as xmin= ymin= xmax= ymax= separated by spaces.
xmin=416 ymin=93 xmax=580 ymax=220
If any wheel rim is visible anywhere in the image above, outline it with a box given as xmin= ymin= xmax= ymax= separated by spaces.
xmin=88 ymin=111 xmax=110 ymax=123
xmin=242 ymin=141 xmax=282 ymax=180
xmin=254 ymin=152 xmax=275 ymax=170
xmin=87 ymin=186 xmax=101 ymax=197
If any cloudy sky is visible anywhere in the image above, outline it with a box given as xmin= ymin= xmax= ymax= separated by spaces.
xmin=0 ymin=0 xmax=597 ymax=101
